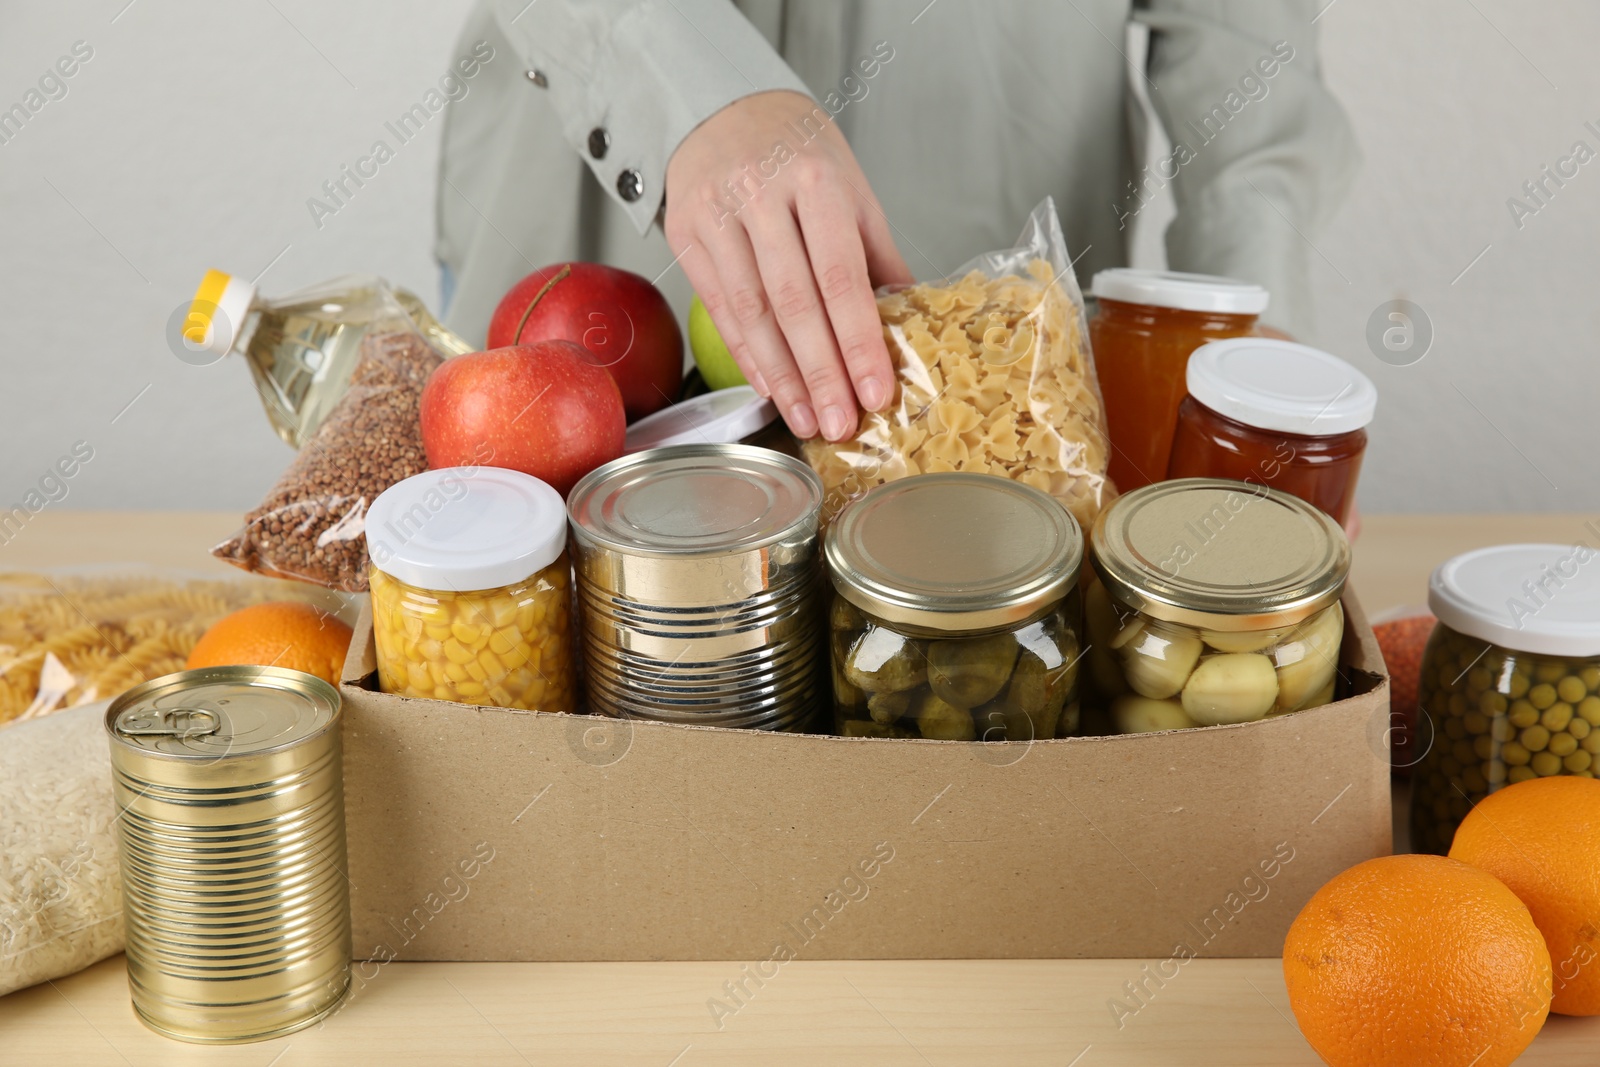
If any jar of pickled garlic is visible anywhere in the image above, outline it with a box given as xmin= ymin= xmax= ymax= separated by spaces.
xmin=824 ymin=473 xmax=1084 ymax=741
xmin=1166 ymin=338 xmax=1377 ymax=526
xmin=1087 ymin=478 xmax=1350 ymax=734
xmin=1089 ymin=269 xmax=1268 ymax=493
xmin=364 ymin=467 xmax=575 ymax=711
xmin=1410 ymin=544 xmax=1600 ymax=854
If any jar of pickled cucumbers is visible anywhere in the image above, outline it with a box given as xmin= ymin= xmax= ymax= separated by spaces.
xmin=824 ymin=473 xmax=1083 ymax=741
xmin=1087 ymin=478 xmax=1350 ymax=734
xmin=364 ymin=467 xmax=575 ymax=711
xmin=1410 ymin=543 xmax=1600 ymax=854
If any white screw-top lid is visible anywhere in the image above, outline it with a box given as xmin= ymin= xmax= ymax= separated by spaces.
xmin=1186 ymin=337 xmax=1378 ymax=436
xmin=365 ymin=467 xmax=567 ymax=592
xmin=1429 ymin=543 xmax=1600 ymax=657
xmin=622 ymin=386 xmax=778 ymax=453
xmin=1091 ymin=268 xmax=1270 ymax=315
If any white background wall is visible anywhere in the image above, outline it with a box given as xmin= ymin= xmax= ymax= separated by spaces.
xmin=1 ymin=0 xmax=1596 ymax=518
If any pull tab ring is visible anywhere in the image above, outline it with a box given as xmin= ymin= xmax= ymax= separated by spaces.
xmin=114 ymin=706 xmax=221 ymax=739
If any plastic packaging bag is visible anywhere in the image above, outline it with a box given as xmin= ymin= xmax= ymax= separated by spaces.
xmin=0 ymin=701 xmax=122 ymax=997
xmin=0 ymin=568 xmax=350 ymax=726
xmin=802 ymin=198 xmax=1113 ymax=532
xmin=213 ymin=311 xmax=444 ymax=592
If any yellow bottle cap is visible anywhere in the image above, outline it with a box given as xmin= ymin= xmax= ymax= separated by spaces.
xmin=184 ymin=269 xmax=256 ymax=355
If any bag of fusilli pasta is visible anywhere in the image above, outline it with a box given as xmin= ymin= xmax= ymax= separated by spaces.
xmin=802 ymin=198 xmax=1113 ymax=533
xmin=0 ymin=569 xmax=347 ymax=726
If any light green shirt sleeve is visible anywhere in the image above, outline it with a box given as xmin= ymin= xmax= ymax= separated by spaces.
xmin=1134 ymin=0 xmax=1360 ymax=334
xmin=489 ymin=0 xmax=812 ymax=234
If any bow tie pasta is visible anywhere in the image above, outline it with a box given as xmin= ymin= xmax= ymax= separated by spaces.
xmin=803 ymin=259 xmax=1113 ymax=532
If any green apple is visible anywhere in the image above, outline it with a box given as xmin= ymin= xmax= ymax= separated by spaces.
xmin=688 ymin=294 xmax=748 ymax=390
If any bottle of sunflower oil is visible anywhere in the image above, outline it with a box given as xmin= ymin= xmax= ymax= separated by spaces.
xmin=183 ymin=270 xmax=473 ymax=448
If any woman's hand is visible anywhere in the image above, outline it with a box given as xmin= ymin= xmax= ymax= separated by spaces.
xmin=665 ymin=90 xmax=913 ymax=441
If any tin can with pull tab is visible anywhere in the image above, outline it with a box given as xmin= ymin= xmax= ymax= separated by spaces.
xmin=104 ymin=665 xmax=351 ymax=1043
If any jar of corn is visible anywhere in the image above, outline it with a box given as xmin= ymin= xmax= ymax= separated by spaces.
xmin=364 ymin=467 xmax=575 ymax=711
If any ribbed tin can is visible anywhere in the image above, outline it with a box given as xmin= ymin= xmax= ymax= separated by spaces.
xmin=104 ymin=666 xmax=351 ymax=1044
xmin=568 ymin=444 xmax=825 ymax=730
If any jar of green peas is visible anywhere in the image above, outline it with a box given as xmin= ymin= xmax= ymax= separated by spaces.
xmin=1410 ymin=543 xmax=1600 ymax=854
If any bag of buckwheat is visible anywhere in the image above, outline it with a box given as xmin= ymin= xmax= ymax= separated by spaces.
xmin=213 ymin=319 xmax=444 ymax=593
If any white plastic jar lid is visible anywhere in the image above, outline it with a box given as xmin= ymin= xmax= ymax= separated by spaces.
xmin=365 ymin=467 xmax=567 ymax=592
xmin=1090 ymin=268 xmax=1270 ymax=315
xmin=1186 ymin=338 xmax=1378 ymax=436
xmin=622 ymin=386 xmax=778 ymax=453
xmin=1429 ymin=543 xmax=1600 ymax=657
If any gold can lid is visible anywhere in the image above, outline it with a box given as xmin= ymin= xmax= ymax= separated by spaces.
xmin=568 ymin=443 xmax=822 ymax=558
xmin=825 ymin=473 xmax=1082 ymax=632
xmin=105 ymin=665 xmax=340 ymax=759
xmin=1090 ymin=478 xmax=1349 ymax=630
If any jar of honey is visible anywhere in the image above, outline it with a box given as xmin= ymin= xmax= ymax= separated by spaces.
xmin=1166 ymin=338 xmax=1377 ymax=526
xmin=1089 ymin=269 xmax=1269 ymax=492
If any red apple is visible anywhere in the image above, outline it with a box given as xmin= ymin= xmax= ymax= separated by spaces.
xmin=420 ymin=343 xmax=625 ymax=497
xmin=487 ymin=262 xmax=684 ymax=422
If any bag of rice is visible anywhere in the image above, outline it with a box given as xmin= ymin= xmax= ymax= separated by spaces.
xmin=0 ymin=702 xmax=122 ymax=996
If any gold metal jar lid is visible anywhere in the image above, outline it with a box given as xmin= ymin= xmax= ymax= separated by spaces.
xmin=1090 ymin=478 xmax=1349 ymax=631
xmin=105 ymin=665 xmax=340 ymax=759
xmin=825 ymin=473 xmax=1083 ymax=632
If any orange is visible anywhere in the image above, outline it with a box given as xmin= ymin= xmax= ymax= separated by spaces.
xmin=1450 ymin=775 xmax=1600 ymax=1015
xmin=186 ymin=601 xmax=352 ymax=686
xmin=1283 ymin=854 xmax=1550 ymax=1067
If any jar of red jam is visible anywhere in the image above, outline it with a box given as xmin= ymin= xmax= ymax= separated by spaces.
xmin=1089 ymin=269 xmax=1269 ymax=492
xmin=1166 ymin=338 xmax=1377 ymax=527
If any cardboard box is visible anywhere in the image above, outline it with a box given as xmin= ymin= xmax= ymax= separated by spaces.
xmin=339 ymin=593 xmax=1390 ymax=961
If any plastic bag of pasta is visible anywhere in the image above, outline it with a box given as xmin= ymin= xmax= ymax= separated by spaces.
xmin=802 ymin=198 xmax=1113 ymax=533
xmin=0 ymin=569 xmax=350 ymax=726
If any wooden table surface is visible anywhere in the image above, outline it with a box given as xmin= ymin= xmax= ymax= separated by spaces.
xmin=3 ymin=511 xmax=1598 ymax=1066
